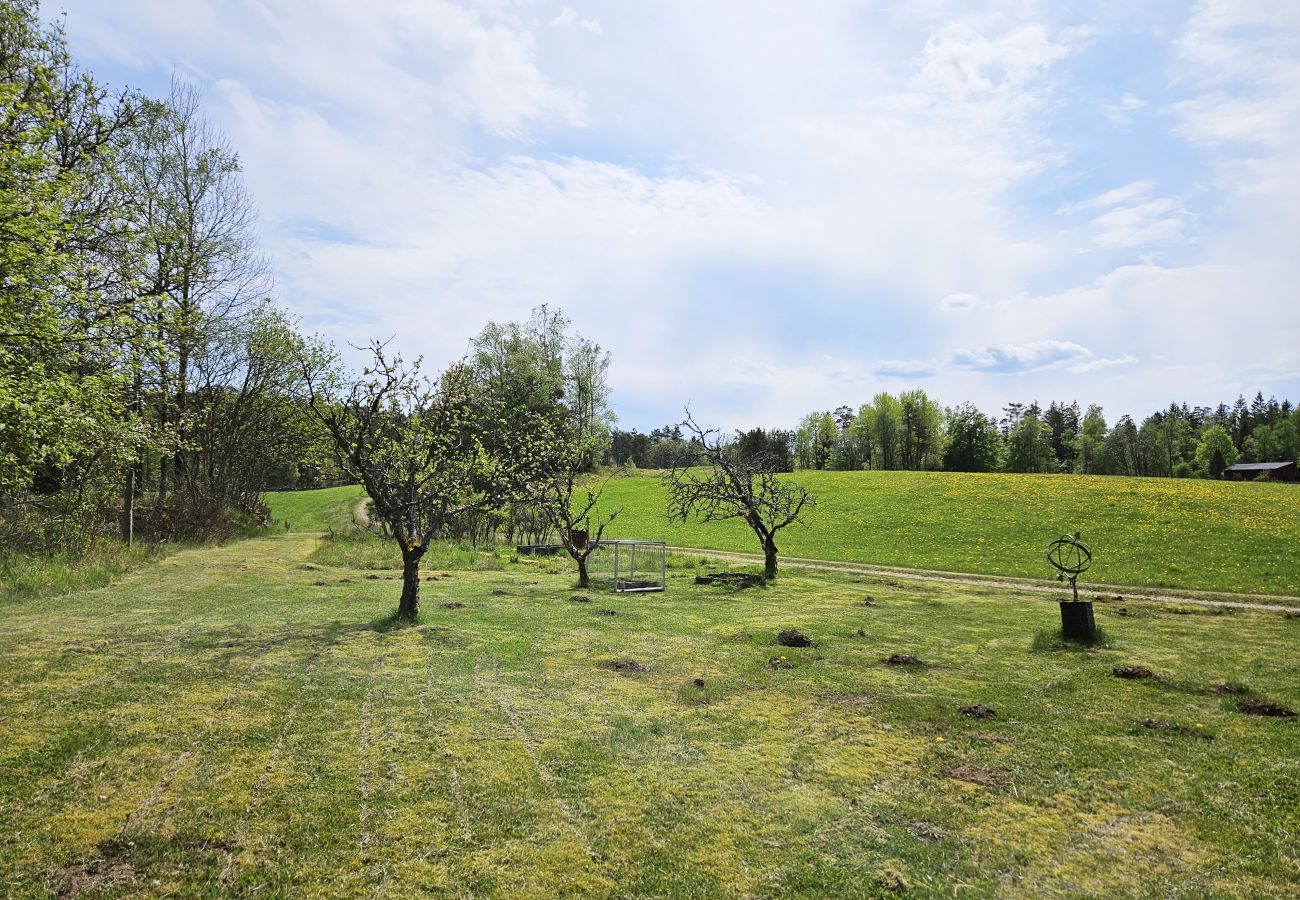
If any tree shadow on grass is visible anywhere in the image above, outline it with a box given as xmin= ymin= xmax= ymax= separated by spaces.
xmin=1031 ymin=626 xmax=1115 ymax=652
xmin=370 ymin=610 xmax=423 ymax=632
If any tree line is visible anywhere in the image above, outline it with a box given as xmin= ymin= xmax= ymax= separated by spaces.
xmin=789 ymin=392 xmax=1299 ymax=478
xmin=606 ymin=391 xmax=1298 ymax=480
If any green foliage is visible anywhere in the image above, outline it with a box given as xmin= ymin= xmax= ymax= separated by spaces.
xmin=942 ymin=402 xmax=1001 ymax=472
xmin=1004 ymin=412 xmax=1057 ymax=474
xmin=1196 ymin=425 xmax=1240 ymax=478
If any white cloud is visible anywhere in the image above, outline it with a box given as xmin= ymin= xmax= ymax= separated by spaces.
xmin=951 ymin=340 xmax=1094 ymax=374
xmin=51 ymin=0 xmax=1300 ymax=429
xmin=1057 ymin=180 xmax=1153 ymax=214
xmin=1089 ymin=198 xmax=1190 ymax=248
xmin=551 ymin=7 xmax=602 ymax=35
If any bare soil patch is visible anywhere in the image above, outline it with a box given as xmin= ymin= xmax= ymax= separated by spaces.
xmin=441 ymin=602 xmax=466 ymax=609
xmin=904 ymin=821 xmax=945 ymax=843
xmin=766 ymin=657 xmax=794 ymax=670
xmin=942 ymin=764 xmax=1007 ymax=787
xmin=959 ymin=704 xmax=997 ymax=719
xmin=569 ymin=594 xmax=591 ymax=603
xmin=601 ymin=659 xmax=645 ymax=673
xmin=1237 ymin=699 xmax=1295 ymax=717
xmin=885 ymin=653 xmax=925 ymax=666
xmin=1112 ymin=665 xmax=1156 ymax=680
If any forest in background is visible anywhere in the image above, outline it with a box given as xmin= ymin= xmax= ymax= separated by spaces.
xmin=609 ymin=392 xmax=1298 ymax=479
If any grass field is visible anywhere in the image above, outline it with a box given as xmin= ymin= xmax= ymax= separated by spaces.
xmin=2 ymin=487 xmax=1298 ymax=897
xmin=583 ymin=471 xmax=1300 ymax=597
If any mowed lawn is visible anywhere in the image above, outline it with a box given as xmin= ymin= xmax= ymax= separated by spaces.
xmin=589 ymin=471 xmax=1300 ymax=596
xmin=2 ymin=509 xmax=1298 ymax=896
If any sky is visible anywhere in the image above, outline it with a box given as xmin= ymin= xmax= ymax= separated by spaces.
xmin=56 ymin=0 xmax=1300 ymax=431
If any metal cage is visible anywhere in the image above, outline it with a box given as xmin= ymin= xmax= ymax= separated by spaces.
xmin=588 ymin=540 xmax=667 ymax=593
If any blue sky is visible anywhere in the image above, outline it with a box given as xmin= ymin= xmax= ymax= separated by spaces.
xmin=57 ymin=0 xmax=1300 ymax=430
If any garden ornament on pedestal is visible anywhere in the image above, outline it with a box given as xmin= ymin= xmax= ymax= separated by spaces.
xmin=1047 ymin=531 xmax=1095 ymax=639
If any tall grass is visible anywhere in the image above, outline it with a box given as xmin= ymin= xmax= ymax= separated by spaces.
xmin=0 ymin=541 xmax=178 ymax=606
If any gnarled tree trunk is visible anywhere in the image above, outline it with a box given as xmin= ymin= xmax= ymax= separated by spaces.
xmin=399 ymin=543 xmax=425 ymax=619
xmin=762 ymin=535 xmax=778 ymax=581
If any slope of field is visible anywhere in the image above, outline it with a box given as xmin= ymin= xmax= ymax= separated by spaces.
xmin=2 ymin=510 xmax=1297 ymax=896
xmin=266 ymin=484 xmax=366 ymax=532
xmin=591 ymin=471 xmax=1300 ymax=596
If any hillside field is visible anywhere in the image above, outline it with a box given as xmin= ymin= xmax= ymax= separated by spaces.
xmin=2 ymin=486 xmax=1298 ymax=897
xmin=580 ymin=471 xmax=1300 ymax=597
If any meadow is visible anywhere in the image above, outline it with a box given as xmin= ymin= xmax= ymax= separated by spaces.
xmin=2 ymin=484 xmax=1298 ymax=897
xmin=586 ymin=470 xmax=1300 ymax=597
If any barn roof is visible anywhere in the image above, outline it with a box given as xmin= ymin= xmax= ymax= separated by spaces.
xmin=1226 ymin=461 xmax=1296 ymax=471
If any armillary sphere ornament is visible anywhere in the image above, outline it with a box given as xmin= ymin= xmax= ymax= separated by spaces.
xmin=1047 ymin=531 xmax=1091 ymax=601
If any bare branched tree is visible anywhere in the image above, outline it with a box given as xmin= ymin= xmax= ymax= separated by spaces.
xmin=533 ymin=441 xmax=622 ymax=588
xmin=663 ymin=409 xmax=814 ymax=580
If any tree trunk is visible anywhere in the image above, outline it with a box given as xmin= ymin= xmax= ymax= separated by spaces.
xmin=576 ymin=553 xmax=590 ymax=588
xmin=399 ymin=545 xmax=424 ymax=620
xmin=120 ymin=464 xmax=135 ymax=547
xmin=763 ymin=536 xmax=778 ymax=581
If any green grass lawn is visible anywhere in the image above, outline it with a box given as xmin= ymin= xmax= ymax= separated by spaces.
xmin=586 ymin=470 xmax=1300 ymax=596
xmin=266 ymin=484 xmax=367 ymax=533
xmin=2 ymin=501 xmax=1297 ymax=896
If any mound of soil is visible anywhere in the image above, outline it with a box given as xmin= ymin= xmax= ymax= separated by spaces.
xmin=441 ymin=602 xmax=466 ymax=609
xmin=490 ymin=589 xmax=509 ymax=596
xmin=366 ymin=574 xmax=381 ymax=580
xmin=695 ymin=572 xmax=763 ymax=588
xmin=776 ymin=629 xmax=813 ymax=647
xmin=569 ymin=594 xmax=591 ymax=603
xmin=1112 ymin=665 xmax=1156 ymax=680
xmin=1237 ymin=699 xmax=1295 ymax=717
xmin=1209 ymin=682 xmax=1249 ymax=695
xmin=1143 ymin=718 xmax=1171 ymax=729
xmin=425 ymin=575 xmax=439 ymax=582
xmin=885 ymin=653 xmax=925 ymax=666
xmin=691 ymin=678 xmax=705 ymax=688
xmin=861 ymin=596 xmax=876 ymax=606
xmin=595 ymin=609 xmax=617 ymax=616
xmin=1114 ymin=607 xmax=1132 ymax=617
xmin=766 ymin=656 xmax=794 ymax=670
xmin=602 ymin=659 xmax=644 ymax=673
xmin=959 ymin=704 xmax=997 ymax=720
xmin=856 ymin=627 xmax=866 ymax=637
xmin=313 ymin=580 xmax=328 ymax=586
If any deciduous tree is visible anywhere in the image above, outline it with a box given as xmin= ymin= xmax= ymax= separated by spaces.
xmin=663 ymin=410 xmax=814 ymax=580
